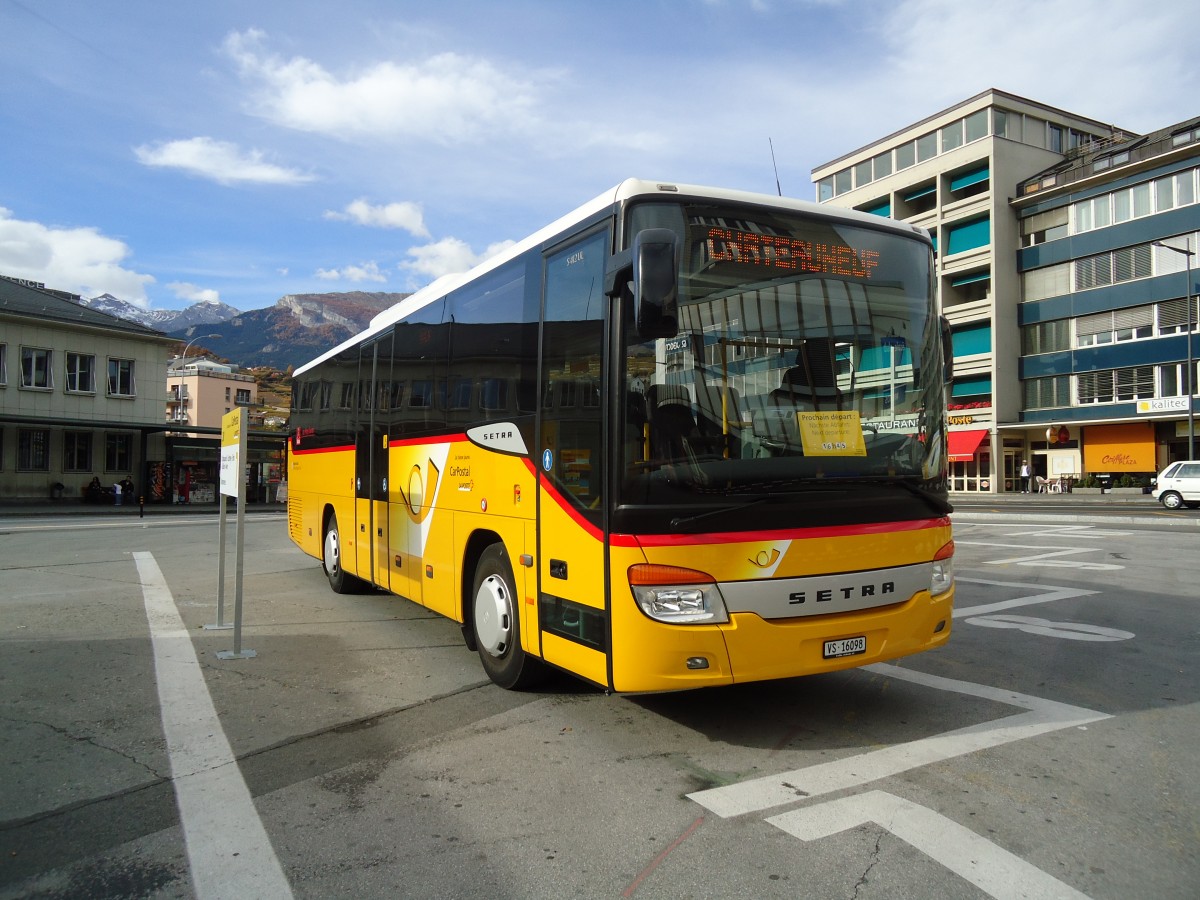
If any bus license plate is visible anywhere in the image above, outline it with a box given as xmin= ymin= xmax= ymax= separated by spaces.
xmin=823 ymin=636 xmax=866 ymax=659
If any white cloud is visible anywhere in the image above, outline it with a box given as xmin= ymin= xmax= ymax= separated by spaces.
xmin=875 ymin=0 xmax=1190 ymax=132
xmin=400 ymin=237 xmax=516 ymax=280
xmin=314 ymin=260 xmax=388 ymax=283
xmin=222 ymin=29 xmax=539 ymax=143
xmin=0 ymin=207 xmax=155 ymax=306
xmin=134 ymin=137 xmax=314 ymax=186
xmin=323 ymin=199 xmax=430 ymax=237
xmin=167 ymin=281 xmax=221 ymax=304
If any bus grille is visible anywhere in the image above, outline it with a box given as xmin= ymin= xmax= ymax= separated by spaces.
xmin=288 ymin=497 xmax=302 ymax=542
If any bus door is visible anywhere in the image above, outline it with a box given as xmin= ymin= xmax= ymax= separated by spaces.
xmin=354 ymin=335 xmax=390 ymax=589
xmin=536 ymin=227 xmax=611 ymax=687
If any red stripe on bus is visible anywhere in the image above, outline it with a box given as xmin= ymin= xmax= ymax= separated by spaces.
xmin=538 ymin=476 xmax=603 ymax=541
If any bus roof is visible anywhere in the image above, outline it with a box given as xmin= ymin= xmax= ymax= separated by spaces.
xmin=292 ymin=178 xmax=929 ymax=377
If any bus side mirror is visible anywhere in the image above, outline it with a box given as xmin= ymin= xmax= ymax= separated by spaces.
xmin=633 ymin=229 xmax=679 ymax=338
xmin=940 ymin=315 xmax=954 ymax=385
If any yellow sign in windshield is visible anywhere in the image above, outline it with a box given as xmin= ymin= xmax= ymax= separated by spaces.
xmin=797 ymin=410 xmax=868 ymax=457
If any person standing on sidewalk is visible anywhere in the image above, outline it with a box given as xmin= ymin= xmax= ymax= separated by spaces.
xmin=1019 ymin=460 xmax=1031 ymax=493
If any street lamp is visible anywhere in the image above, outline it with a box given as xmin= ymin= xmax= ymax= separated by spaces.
xmin=1153 ymin=239 xmax=1195 ymax=459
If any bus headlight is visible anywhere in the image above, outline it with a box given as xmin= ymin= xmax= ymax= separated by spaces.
xmin=629 ymin=564 xmax=729 ymax=624
xmin=930 ymin=540 xmax=954 ymax=597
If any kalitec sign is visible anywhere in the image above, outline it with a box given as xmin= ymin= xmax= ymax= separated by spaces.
xmin=1136 ymin=397 xmax=1192 ymax=414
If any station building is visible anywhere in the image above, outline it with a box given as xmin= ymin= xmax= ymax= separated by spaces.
xmin=0 ymin=276 xmax=175 ymax=502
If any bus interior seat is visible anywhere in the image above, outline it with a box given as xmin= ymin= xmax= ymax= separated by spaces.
xmin=770 ymin=341 xmax=841 ymax=411
xmin=646 ymin=384 xmax=699 ymax=461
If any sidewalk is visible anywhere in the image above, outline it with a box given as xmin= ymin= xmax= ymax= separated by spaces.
xmin=0 ymin=498 xmax=287 ymax=517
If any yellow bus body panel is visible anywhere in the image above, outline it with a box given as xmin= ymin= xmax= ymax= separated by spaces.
xmin=608 ymin=521 xmax=953 ymax=693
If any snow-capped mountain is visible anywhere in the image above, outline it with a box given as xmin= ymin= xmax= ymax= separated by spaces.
xmin=80 ymin=293 xmax=241 ymax=331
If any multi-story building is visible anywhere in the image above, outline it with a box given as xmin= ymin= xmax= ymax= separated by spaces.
xmin=1013 ymin=117 xmax=1200 ymax=485
xmin=165 ymin=356 xmax=285 ymax=504
xmin=0 ymin=276 xmax=175 ymax=501
xmin=812 ymin=89 xmax=1133 ymax=492
xmin=167 ymin=357 xmax=260 ymax=430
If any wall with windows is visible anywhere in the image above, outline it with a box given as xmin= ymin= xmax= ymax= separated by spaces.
xmin=0 ymin=312 xmax=172 ymax=499
xmin=813 ymin=89 xmax=1127 ymax=491
xmin=1015 ymin=122 xmax=1200 ymax=471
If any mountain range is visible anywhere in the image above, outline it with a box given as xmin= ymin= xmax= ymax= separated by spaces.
xmin=77 ymin=291 xmax=410 ymax=370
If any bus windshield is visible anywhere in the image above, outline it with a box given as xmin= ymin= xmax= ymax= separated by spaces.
xmin=619 ymin=200 xmax=946 ymax=513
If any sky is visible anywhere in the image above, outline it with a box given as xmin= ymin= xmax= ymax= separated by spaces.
xmin=1 ymin=0 xmax=1196 ymax=314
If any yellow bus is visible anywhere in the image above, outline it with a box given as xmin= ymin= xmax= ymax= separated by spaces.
xmin=287 ymin=179 xmax=955 ymax=692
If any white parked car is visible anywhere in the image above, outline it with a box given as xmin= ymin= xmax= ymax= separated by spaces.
xmin=1152 ymin=461 xmax=1200 ymax=509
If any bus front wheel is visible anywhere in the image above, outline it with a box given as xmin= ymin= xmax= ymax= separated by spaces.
xmin=471 ymin=544 xmax=543 ymax=689
xmin=323 ymin=513 xmax=364 ymax=593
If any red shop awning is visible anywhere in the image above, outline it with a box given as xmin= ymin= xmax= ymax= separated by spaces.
xmin=947 ymin=429 xmax=989 ymax=462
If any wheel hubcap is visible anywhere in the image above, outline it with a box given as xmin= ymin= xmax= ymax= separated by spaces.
xmin=324 ymin=529 xmax=340 ymax=574
xmin=475 ymin=574 xmax=511 ymax=658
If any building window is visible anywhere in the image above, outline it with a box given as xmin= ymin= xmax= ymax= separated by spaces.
xmin=1024 ymin=375 xmax=1070 ymax=410
xmin=1076 ymin=306 xmax=1154 ymax=347
xmin=916 ymin=132 xmax=937 ymax=162
xmin=320 ymin=380 xmax=333 ymax=410
xmin=965 ymin=109 xmax=988 ymax=143
xmin=1022 ymin=319 xmax=1069 ymax=355
xmin=872 ymin=150 xmax=892 ymax=179
xmin=1158 ymin=296 xmax=1200 ymax=334
xmin=945 ymin=215 xmax=990 ymax=255
xmin=940 ymin=120 xmax=963 ymax=152
xmin=1115 ymin=366 xmax=1155 ymax=401
xmin=20 ymin=347 xmax=52 ymax=389
xmin=0 ymin=343 xmax=7 ymax=386
xmin=1048 ymin=123 xmax=1063 ymax=154
xmin=107 ymin=358 xmax=135 ymax=397
xmin=65 ymin=353 xmax=96 ymax=393
xmin=235 ymin=388 xmax=251 ymax=404
xmin=64 ymin=431 xmax=93 ymax=472
xmin=225 ymin=386 xmax=231 ymax=401
xmin=951 ymin=323 xmax=991 ymax=357
xmin=992 ymin=108 xmax=1010 ymax=139
xmin=817 ymin=177 xmax=834 ymax=202
xmin=833 ymin=169 xmax=852 ymax=195
xmin=1076 ymin=370 xmax=1113 ymax=404
xmin=853 ymin=159 xmax=872 ymax=189
xmin=947 ymin=162 xmax=989 ymax=201
xmin=105 ymin=433 xmax=132 ymax=472
xmin=409 ymin=380 xmax=433 ymax=408
xmin=18 ymin=429 xmax=50 ymax=471
xmin=1024 ymin=206 xmax=1069 ymax=245
xmin=895 ymin=141 xmax=915 ymax=171
xmin=1022 ymin=263 xmax=1070 ymax=302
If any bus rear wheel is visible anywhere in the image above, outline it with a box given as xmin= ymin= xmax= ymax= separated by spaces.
xmin=323 ymin=513 xmax=364 ymax=593
xmin=472 ymin=544 xmax=544 ymax=689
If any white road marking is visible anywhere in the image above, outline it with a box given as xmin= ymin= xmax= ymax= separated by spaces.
xmin=953 ymin=577 xmax=1096 ymax=619
xmin=966 ymin=615 xmax=1134 ymax=641
xmin=134 ymin=551 xmax=294 ymax=900
xmin=687 ymin=663 xmax=1110 ymax=818
xmin=769 ymin=790 xmax=1090 ymax=900
xmin=956 ymin=541 xmax=1123 ymax=570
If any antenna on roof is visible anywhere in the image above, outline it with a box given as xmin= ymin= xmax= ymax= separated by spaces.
xmin=769 ymin=138 xmax=782 ymax=196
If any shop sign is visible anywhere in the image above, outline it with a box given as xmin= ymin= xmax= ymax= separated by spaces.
xmin=1137 ymin=397 xmax=1191 ymax=414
